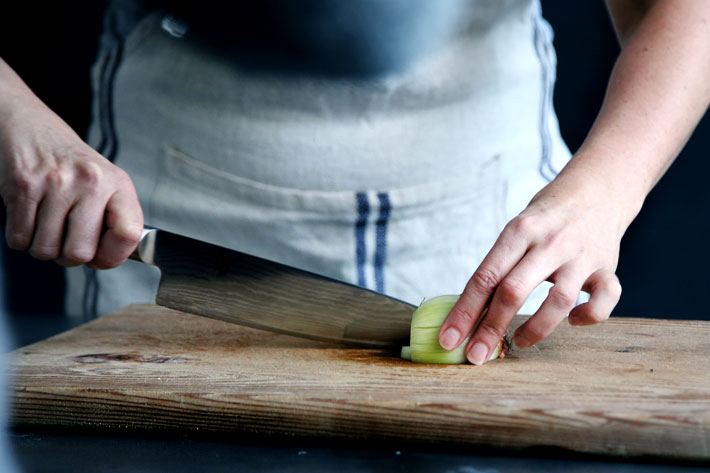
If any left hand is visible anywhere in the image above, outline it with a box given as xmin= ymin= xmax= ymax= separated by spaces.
xmin=438 ymin=167 xmax=633 ymax=365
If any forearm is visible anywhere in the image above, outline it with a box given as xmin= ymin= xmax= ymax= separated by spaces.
xmin=556 ymin=0 xmax=710 ymax=224
xmin=443 ymin=4 xmax=709 ymax=353
xmin=0 ymin=57 xmax=80 ymax=156
xmin=0 ymin=57 xmax=41 ymax=113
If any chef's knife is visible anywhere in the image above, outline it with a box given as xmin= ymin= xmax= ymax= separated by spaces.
xmin=129 ymin=228 xmax=414 ymax=347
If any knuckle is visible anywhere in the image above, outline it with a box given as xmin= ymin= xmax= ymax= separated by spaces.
xmin=45 ymin=168 xmax=69 ymax=190
xmin=590 ymin=310 xmax=610 ymax=323
xmin=498 ymin=278 xmax=526 ymax=307
xmin=6 ymin=232 xmax=31 ymax=250
xmin=582 ymin=306 xmax=609 ymax=324
xmin=469 ymin=268 xmax=500 ymax=293
xmin=76 ymin=162 xmax=103 ymax=192
xmin=29 ymin=244 xmax=61 ymax=261
xmin=448 ymin=305 xmax=478 ymax=328
xmin=477 ymin=320 xmax=506 ymax=342
xmin=542 ymin=229 xmax=565 ymax=248
xmin=547 ymin=287 xmax=577 ymax=309
xmin=91 ymin=254 xmax=122 ymax=270
xmin=521 ymin=324 xmax=548 ymax=344
xmin=4 ymin=172 xmax=38 ymax=204
xmin=113 ymin=224 xmax=142 ymax=247
xmin=8 ymin=171 xmax=35 ymax=196
xmin=63 ymin=247 xmax=94 ymax=265
xmin=508 ymin=214 xmax=537 ymax=237
xmin=54 ymin=257 xmax=80 ymax=268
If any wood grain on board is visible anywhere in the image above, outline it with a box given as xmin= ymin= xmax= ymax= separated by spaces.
xmin=7 ymin=304 xmax=710 ymax=460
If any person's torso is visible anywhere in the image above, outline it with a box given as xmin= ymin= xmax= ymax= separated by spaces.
xmin=72 ymin=0 xmax=569 ymax=313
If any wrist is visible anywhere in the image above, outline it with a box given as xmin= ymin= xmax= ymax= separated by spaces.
xmin=545 ymin=151 xmax=647 ymax=235
xmin=0 ymin=58 xmax=47 ymax=132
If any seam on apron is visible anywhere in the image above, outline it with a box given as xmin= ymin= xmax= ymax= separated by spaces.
xmin=84 ymin=7 xmax=126 ymax=320
xmin=355 ymin=192 xmax=370 ymax=288
xmin=532 ymin=1 xmax=558 ymax=183
xmin=81 ymin=266 xmax=97 ymax=322
xmin=374 ymin=192 xmax=391 ymax=293
xmin=103 ymin=14 xmax=124 ymax=163
xmin=95 ymin=10 xmax=123 ymax=162
xmin=93 ymin=49 xmax=113 ymax=154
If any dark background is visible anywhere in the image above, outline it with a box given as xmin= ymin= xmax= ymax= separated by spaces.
xmin=1 ymin=1 xmax=708 ymax=320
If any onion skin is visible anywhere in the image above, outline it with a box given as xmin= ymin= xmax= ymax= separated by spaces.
xmin=403 ymin=295 xmax=506 ymax=364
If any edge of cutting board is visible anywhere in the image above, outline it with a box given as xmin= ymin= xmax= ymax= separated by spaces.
xmin=6 ymin=304 xmax=710 ymax=460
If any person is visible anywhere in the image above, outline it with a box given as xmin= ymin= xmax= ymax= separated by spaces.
xmin=0 ymin=0 xmax=708 ymax=366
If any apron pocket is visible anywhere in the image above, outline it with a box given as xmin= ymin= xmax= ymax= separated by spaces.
xmin=152 ymin=144 xmax=505 ymax=304
xmin=373 ymin=155 xmax=506 ymax=302
xmin=151 ymin=144 xmax=365 ymax=281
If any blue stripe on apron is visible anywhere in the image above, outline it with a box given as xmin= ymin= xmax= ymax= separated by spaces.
xmin=532 ymin=4 xmax=558 ymax=182
xmin=84 ymin=7 xmax=126 ymax=320
xmin=374 ymin=192 xmax=391 ymax=293
xmin=355 ymin=192 xmax=370 ymax=288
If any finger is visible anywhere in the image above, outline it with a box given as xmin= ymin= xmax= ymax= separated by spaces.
xmin=465 ymin=248 xmax=565 ymax=365
xmin=29 ymin=194 xmax=73 ymax=261
xmin=513 ymin=264 xmax=585 ymax=348
xmin=438 ymin=220 xmax=532 ymax=350
xmin=568 ymin=269 xmax=621 ymax=326
xmin=56 ymin=196 xmax=109 ymax=267
xmin=5 ymin=194 xmax=40 ymax=250
xmin=89 ymin=189 xmax=143 ymax=269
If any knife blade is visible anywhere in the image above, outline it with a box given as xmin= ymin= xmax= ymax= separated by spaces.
xmin=129 ymin=228 xmax=414 ymax=347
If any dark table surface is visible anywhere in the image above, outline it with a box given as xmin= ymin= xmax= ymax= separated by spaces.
xmin=5 ymin=313 xmax=709 ymax=473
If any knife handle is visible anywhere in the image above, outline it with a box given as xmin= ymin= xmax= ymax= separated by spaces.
xmin=129 ymin=227 xmax=158 ymax=265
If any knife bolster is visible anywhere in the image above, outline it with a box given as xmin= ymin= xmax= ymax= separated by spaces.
xmin=128 ymin=228 xmax=158 ymax=266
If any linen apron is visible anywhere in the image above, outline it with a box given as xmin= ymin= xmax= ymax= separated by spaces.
xmin=66 ymin=0 xmax=572 ymax=319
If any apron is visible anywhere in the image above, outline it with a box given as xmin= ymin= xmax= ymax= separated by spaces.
xmin=66 ymin=0 xmax=571 ymax=319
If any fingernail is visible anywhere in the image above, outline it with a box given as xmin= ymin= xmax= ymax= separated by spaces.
xmin=439 ymin=327 xmax=461 ymax=350
xmin=467 ymin=342 xmax=489 ymax=366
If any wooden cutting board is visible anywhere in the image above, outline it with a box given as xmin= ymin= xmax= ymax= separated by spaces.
xmin=7 ymin=304 xmax=710 ymax=460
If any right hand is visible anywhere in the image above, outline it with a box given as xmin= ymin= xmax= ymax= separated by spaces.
xmin=0 ymin=91 xmax=143 ymax=269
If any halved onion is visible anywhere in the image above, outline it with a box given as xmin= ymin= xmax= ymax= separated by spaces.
xmin=402 ymin=295 xmax=505 ymax=364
